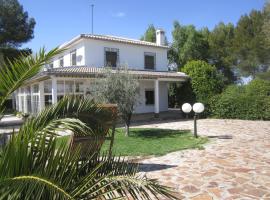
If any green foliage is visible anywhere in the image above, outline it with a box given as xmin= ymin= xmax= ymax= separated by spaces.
xmin=0 ymin=47 xmax=32 ymax=63
xmin=102 ymin=128 xmax=208 ymax=156
xmin=0 ymin=97 xmax=177 ymax=199
xmin=0 ymin=0 xmax=35 ymax=48
xmin=210 ymin=80 xmax=270 ymax=120
xmin=0 ymin=50 xmax=177 ymax=199
xmin=245 ymin=79 xmax=270 ymax=96
xmin=182 ymin=60 xmax=224 ymax=109
xmin=92 ymin=67 xmax=140 ymax=136
xmin=140 ymin=24 xmax=168 ymax=45
xmin=0 ymin=47 xmax=63 ymax=116
xmin=140 ymin=24 xmax=156 ymax=42
xmin=233 ymin=9 xmax=270 ymax=77
xmin=168 ymin=81 xmax=196 ymax=108
xmin=263 ymin=1 xmax=270 ymax=46
xmin=208 ymin=22 xmax=237 ymax=84
xmin=171 ymin=21 xmax=209 ymax=68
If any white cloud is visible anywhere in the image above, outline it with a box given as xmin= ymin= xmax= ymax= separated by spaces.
xmin=112 ymin=12 xmax=126 ymax=18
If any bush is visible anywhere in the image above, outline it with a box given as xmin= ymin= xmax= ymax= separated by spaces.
xmin=182 ymin=60 xmax=224 ymax=115
xmin=168 ymin=81 xmax=196 ymax=108
xmin=210 ymin=79 xmax=270 ymax=120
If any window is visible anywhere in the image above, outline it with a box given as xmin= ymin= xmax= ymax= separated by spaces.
xmin=65 ymin=81 xmax=74 ymax=93
xmin=57 ymin=81 xmax=64 ymax=93
xmin=32 ymin=95 xmax=39 ymax=114
xmin=44 ymin=81 xmax=52 ymax=93
xmin=45 ymin=95 xmax=52 ymax=106
xmin=75 ymin=81 xmax=84 ymax=93
xmin=70 ymin=50 xmax=76 ymax=66
xmin=59 ymin=56 xmax=64 ymax=67
xmin=104 ymin=48 xmax=119 ymax=67
xmin=144 ymin=52 xmax=156 ymax=70
xmin=49 ymin=62 xmax=54 ymax=68
xmin=33 ymin=84 xmax=39 ymax=93
xmin=145 ymin=90 xmax=155 ymax=105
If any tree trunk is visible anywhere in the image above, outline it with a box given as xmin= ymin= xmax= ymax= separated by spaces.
xmin=125 ymin=123 xmax=129 ymax=136
xmin=123 ymin=113 xmax=132 ymax=137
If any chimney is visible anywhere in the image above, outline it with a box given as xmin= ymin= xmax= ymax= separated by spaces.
xmin=156 ymin=29 xmax=165 ymax=46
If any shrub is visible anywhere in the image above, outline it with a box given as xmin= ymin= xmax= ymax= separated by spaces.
xmin=182 ymin=60 xmax=224 ymax=115
xmin=210 ymin=79 xmax=270 ymax=120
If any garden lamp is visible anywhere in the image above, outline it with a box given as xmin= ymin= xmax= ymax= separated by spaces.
xmin=181 ymin=103 xmax=205 ymax=138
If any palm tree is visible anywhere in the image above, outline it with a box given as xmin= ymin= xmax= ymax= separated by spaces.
xmin=0 ymin=48 xmax=177 ymax=199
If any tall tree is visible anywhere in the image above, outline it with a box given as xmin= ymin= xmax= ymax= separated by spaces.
xmin=0 ymin=0 xmax=35 ymax=62
xmin=263 ymin=1 xmax=270 ymax=45
xmin=0 ymin=0 xmax=35 ymax=47
xmin=140 ymin=24 xmax=156 ymax=42
xmin=182 ymin=60 xmax=224 ymax=115
xmin=234 ymin=9 xmax=269 ymax=78
xmin=171 ymin=21 xmax=209 ymax=68
xmin=208 ymin=22 xmax=237 ymax=84
xmin=260 ymin=1 xmax=270 ymax=80
xmin=140 ymin=24 xmax=168 ymax=45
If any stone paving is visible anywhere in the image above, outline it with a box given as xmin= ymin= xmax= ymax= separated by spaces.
xmin=133 ymin=119 xmax=270 ymax=200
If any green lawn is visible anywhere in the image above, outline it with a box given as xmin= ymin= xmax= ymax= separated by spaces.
xmin=102 ymin=128 xmax=208 ymax=156
xmin=56 ymin=128 xmax=208 ymax=156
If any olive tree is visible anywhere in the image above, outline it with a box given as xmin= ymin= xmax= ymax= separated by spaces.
xmin=93 ymin=67 xmax=140 ymax=136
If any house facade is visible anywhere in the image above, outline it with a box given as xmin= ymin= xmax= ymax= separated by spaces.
xmin=15 ymin=29 xmax=188 ymax=115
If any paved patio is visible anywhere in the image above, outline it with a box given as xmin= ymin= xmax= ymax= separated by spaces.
xmin=134 ymin=119 xmax=270 ymax=200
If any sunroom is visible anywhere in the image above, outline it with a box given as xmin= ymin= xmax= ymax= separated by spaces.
xmin=15 ymin=67 xmax=188 ymax=115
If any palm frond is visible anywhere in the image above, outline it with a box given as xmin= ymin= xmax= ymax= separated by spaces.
xmin=1 ymin=175 xmax=73 ymax=200
xmin=0 ymin=47 xmax=63 ymax=114
xmin=0 ymin=77 xmax=176 ymax=199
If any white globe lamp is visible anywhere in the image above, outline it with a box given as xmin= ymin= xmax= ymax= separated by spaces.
xmin=182 ymin=103 xmax=192 ymax=113
xmin=193 ymin=103 xmax=205 ymax=114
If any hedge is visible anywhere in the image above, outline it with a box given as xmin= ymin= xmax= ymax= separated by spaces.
xmin=210 ymin=79 xmax=270 ymax=120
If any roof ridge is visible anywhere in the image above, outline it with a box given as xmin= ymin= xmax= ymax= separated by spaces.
xmin=59 ymin=34 xmax=169 ymax=49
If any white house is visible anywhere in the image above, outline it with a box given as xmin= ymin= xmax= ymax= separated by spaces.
xmin=15 ymin=29 xmax=188 ymax=115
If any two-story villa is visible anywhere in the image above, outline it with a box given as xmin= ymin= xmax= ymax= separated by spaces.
xmin=15 ymin=29 xmax=188 ymax=115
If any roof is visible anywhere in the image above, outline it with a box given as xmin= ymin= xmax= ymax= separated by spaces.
xmin=59 ymin=34 xmax=169 ymax=49
xmin=28 ymin=66 xmax=188 ymax=83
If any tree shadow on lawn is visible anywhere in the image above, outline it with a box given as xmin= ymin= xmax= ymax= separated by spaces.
xmin=125 ymin=128 xmax=191 ymax=139
xmin=138 ymin=163 xmax=177 ymax=172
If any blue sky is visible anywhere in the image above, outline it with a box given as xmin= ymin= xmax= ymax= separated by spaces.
xmin=19 ymin=0 xmax=265 ymax=52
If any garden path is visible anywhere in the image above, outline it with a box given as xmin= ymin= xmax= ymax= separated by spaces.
xmin=134 ymin=119 xmax=270 ymax=200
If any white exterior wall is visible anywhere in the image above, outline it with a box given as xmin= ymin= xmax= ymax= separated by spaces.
xmin=84 ymin=39 xmax=168 ymax=71
xmin=50 ymin=38 xmax=168 ymax=71
xmin=159 ymin=82 xmax=168 ymax=112
xmin=134 ymin=80 xmax=168 ymax=113
xmin=52 ymin=41 xmax=85 ymax=68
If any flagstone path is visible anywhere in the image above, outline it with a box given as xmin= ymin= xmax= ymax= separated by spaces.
xmin=133 ymin=119 xmax=270 ymax=200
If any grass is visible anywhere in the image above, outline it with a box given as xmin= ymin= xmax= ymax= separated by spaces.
xmin=102 ymin=128 xmax=208 ymax=156
xmin=56 ymin=128 xmax=208 ymax=156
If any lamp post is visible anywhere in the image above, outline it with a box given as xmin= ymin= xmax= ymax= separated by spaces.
xmin=181 ymin=103 xmax=205 ymax=138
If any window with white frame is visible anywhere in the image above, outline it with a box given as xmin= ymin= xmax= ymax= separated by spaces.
xmin=32 ymin=84 xmax=39 ymax=114
xmin=70 ymin=50 xmax=76 ymax=66
xmin=44 ymin=81 xmax=52 ymax=93
xmin=65 ymin=81 xmax=74 ymax=94
xmin=59 ymin=56 xmax=64 ymax=67
xmin=44 ymin=81 xmax=52 ymax=106
xmin=144 ymin=52 xmax=156 ymax=70
xmin=57 ymin=80 xmax=85 ymax=99
xmin=57 ymin=80 xmax=65 ymax=101
xmin=26 ymin=86 xmax=31 ymax=113
xmin=104 ymin=47 xmax=119 ymax=67
xmin=49 ymin=62 xmax=54 ymax=69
